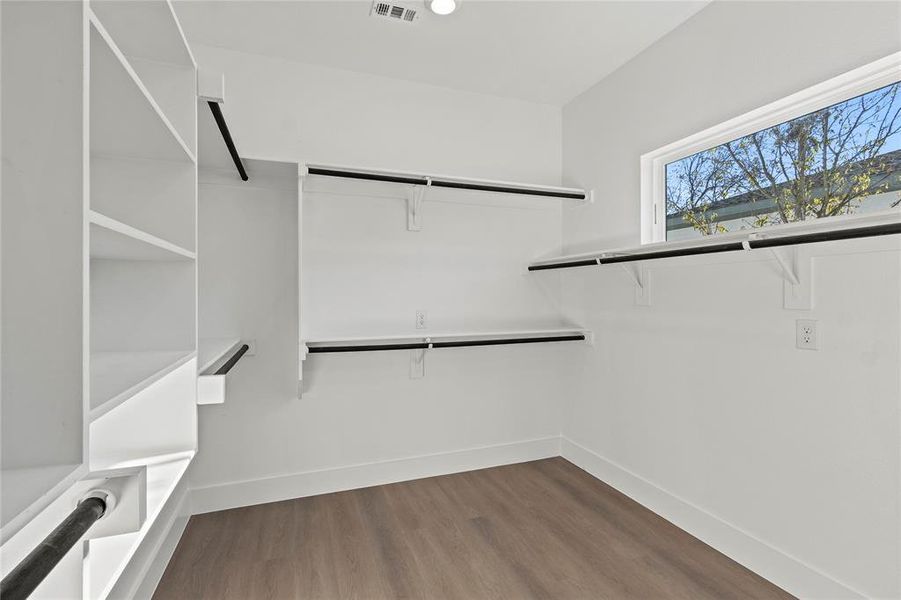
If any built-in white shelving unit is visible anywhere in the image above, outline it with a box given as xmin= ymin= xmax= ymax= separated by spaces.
xmin=1 ymin=1 xmax=199 ymax=597
xmin=85 ymin=1 xmax=199 ymax=595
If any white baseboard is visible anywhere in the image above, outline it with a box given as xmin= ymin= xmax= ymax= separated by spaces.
xmin=560 ymin=437 xmax=864 ymax=600
xmin=190 ymin=436 xmax=561 ymax=515
xmin=130 ymin=435 xmax=864 ymax=600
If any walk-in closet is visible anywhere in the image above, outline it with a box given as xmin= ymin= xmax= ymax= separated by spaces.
xmin=2 ymin=1 xmax=900 ymax=598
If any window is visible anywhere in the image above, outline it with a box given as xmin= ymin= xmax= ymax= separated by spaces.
xmin=641 ymin=53 xmax=901 ymax=243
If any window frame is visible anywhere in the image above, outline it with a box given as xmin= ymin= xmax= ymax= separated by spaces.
xmin=640 ymin=52 xmax=901 ymax=244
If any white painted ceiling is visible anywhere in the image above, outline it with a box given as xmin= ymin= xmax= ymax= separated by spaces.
xmin=174 ymin=0 xmax=708 ymax=106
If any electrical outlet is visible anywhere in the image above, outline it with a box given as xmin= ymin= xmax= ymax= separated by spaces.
xmin=796 ymin=319 xmax=818 ymax=350
xmin=415 ymin=311 xmax=427 ymax=330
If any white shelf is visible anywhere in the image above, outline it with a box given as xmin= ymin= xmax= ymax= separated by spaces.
xmin=91 ymin=153 xmax=197 ymax=254
xmin=89 ymin=0 xmax=195 ymax=68
xmin=304 ymin=162 xmax=589 ymax=202
xmin=198 ymin=337 xmax=243 ymax=374
xmin=86 ymin=450 xmax=194 ymax=600
xmin=306 ymin=326 xmax=588 ymax=346
xmin=90 ymin=350 xmax=195 ymax=419
xmin=90 ymin=211 xmax=195 ymax=261
xmin=529 ymin=210 xmax=901 ymax=269
xmin=90 ymin=15 xmax=195 ymax=163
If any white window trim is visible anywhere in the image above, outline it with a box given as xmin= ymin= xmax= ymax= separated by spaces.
xmin=640 ymin=51 xmax=901 ymax=244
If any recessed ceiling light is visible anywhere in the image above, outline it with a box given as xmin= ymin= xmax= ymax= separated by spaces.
xmin=429 ymin=0 xmax=457 ymax=15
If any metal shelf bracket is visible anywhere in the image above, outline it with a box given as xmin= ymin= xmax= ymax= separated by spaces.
xmin=621 ymin=263 xmax=651 ymax=306
xmin=772 ymin=246 xmax=813 ymax=310
xmin=410 ymin=338 xmax=430 ymax=378
xmin=407 ymin=179 xmax=430 ymax=231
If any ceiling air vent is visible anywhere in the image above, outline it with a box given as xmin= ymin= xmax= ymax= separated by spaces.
xmin=370 ymin=1 xmax=418 ymax=23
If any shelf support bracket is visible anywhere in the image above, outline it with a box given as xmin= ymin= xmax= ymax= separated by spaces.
xmin=771 ymin=246 xmax=813 ymax=310
xmin=621 ymin=263 xmax=651 ymax=306
xmin=407 ymin=179 xmax=430 ymax=231
xmin=410 ymin=339 xmax=429 ymax=379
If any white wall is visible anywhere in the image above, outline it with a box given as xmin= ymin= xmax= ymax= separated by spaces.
xmin=559 ymin=2 xmax=901 ymax=598
xmin=188 ymin=45 xmax=579 ymax=512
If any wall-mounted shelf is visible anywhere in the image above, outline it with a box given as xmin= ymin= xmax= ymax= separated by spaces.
xmin=305 ymin=164 xmax=589 ymax=200
xmin=305 ymin=328 xmax=589 ymax=379
xmin=303 ymin=163 xmax=591 ymax=231
xmin=530 ymin=215 xmax=901 ymax=272
xmin=89 ymin=14 xmax=195 ymax=163
xmin=529 ymin=214 xmax=901 ymax=309
xmin=306 ymin=327 xmax=589 ymax=351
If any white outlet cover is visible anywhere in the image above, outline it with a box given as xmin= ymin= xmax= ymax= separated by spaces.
xmin=796 ymin=319 xmax=818 ymax=350
xmin=415 ymin=311 xmax=427 ymax=329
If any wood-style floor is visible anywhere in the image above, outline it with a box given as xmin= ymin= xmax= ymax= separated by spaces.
xmin=154 ymin=458 xmax=793 ymax=599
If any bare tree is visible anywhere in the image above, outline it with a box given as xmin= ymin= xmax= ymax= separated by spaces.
xmin=667 ymin=82 xmax=901 ymax=236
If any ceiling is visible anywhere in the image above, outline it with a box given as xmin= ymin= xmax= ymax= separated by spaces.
xmin=174 ymin=0 xmax=709 ymax=106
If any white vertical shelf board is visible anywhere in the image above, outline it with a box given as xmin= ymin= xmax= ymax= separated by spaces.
xmin=81 ymin=2 xmax=199 ymax=596
xmin=89 ymin=13 xmax=195 ymax=163
xmin=298 ymin=163 xmax=305 ymax=389
xmin=1 ymin=0 xmax=88 ymax=550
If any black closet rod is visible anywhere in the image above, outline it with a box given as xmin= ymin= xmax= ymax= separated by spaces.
xmin=308 ymin=334 xmax=586 ymax=354
xmin=215 ymin=344 xmax=250 ymax=375
xmin=207 ymin=101 xmax=248 ymax=182
xmin=529 ymin=221 xmax=901 ymax=271
xmin=306 ymin=167 xmax=586 ymax=200
xmin=1 ymin=496 xmax=107 ymax=600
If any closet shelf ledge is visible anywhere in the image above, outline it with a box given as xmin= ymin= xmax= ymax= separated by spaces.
xmin=303 ymin=162 xmax=590 ymax=202
xmin=90 ymin=211 xmax=196 ymax=261
xmin=305 ymin=327 xmax=591 ymax=353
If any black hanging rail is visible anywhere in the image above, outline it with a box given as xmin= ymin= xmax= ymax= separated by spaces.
xmin=306 ymin=166 xmax=587 ymax=200
xmin=308 ymin=334 xmax=586 ymax=354
xmin=214 ymin=344 xmax=250 ymax=375
xmin=207 ymin=101 xmax=248 ymax=182
xmin=529 ymin=221 xmax=901 ymax=271
xmin=1 ymin=496 xmax=107 ymax=600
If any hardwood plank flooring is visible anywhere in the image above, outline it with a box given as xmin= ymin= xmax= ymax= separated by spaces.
xmin=154 ymin=458 xmax=793 ymax=599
